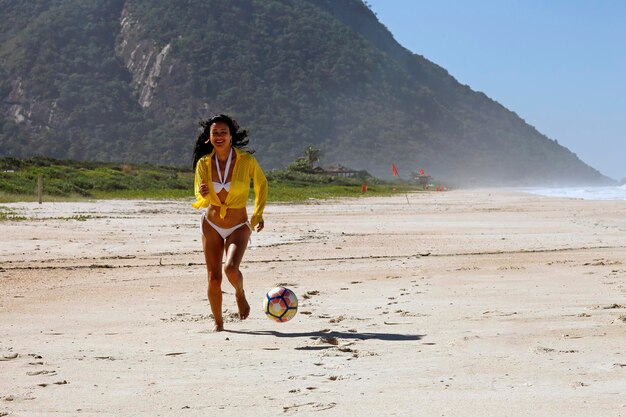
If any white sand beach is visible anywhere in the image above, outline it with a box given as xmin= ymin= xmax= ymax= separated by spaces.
xmin=1 ymin=190 xmax=625 ymax=416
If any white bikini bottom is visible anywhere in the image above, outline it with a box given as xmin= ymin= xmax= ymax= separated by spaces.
xmin=201 ymin=214 xmax=251 ymax=240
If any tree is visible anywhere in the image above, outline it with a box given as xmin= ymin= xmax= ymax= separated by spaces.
xmin=304 ymin=145 xmax=321 ymax=169
xmin=287 ymin=145 xmax=322 ymax=173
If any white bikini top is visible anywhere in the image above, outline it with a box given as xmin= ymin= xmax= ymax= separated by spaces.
xmin=213 ymin=149 xmax=232 ymax=193
xmin=212 ymin=181 xmax=231 ymax=192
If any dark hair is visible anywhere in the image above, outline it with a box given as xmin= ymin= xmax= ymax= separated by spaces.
xmin=192 ymin=114 xmax=251 ymax=169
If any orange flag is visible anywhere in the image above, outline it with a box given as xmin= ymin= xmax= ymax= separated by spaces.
xmin=391 ymin=163 xmax=399 ymax=177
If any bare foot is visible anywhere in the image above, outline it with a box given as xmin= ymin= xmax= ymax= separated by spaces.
xmin=236 ymin=292 xmax=251 ymax=320
xmin=213 ymin=322 xmax=224 ymax=332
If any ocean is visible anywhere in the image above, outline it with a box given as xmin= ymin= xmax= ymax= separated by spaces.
xmin=523 ymin=184 xmax=626 ymax=201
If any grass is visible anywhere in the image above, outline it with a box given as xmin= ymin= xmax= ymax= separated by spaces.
xmin=0 ymin=157 xmax=194 ymax=203
xmin=0 ymin=206 xmax=27 ymax=221
xmin=268 ymin=181 xmax=418 ymax=202
xmin=0 ymin=157 xmax=425 ymax=206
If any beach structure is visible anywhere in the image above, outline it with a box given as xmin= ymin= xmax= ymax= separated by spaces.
xmin=320 ymin=164 xmax=361 ymax=178
xmin=412 ymin=170 xmax=433 ymax=190
xmin=317 ymin=164 xmax=371 ymax=179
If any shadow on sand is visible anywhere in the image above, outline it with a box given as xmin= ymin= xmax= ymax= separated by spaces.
xmin=224 ymin=329 xmax=424 ymax=342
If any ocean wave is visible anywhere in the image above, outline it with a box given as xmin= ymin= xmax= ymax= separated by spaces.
xmin=523 ymin=186 xmax=626 ymax=201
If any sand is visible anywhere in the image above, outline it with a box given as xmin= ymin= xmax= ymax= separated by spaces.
xmin=1 ymin=190 xmax=625 ymax=416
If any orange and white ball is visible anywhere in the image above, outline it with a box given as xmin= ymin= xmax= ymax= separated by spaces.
xmin=263 ymin=287 xmax=298 ymax=322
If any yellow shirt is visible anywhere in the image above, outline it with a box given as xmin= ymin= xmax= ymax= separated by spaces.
xmin=192 ymin=148 xmax=268 ymax=228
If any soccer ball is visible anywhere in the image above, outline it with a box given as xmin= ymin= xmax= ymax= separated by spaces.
xmin=263 ymin=287 xmax=298 ymax=322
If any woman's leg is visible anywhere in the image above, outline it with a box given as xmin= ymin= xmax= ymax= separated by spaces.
xmin=223 ymin=225 xmax=252 ymax=320
xmin=202 ymin=218 xmax=226 ymax=331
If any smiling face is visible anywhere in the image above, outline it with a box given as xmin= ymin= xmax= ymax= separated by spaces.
xmin=209 ymin=121 xmax=232 ymax=150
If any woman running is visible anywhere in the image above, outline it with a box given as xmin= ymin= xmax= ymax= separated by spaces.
xmin=192 ymin=114 xmax=268 ymax=331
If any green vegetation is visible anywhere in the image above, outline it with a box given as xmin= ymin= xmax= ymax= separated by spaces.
xmin=0 ymin=156 xmax=420 ymax=205
xmin=287 ymin=145 xmax=323 ymax=173
xmin=266 ymin=169 xmax=414 ymax=202
xmin=0 ymin=206 xmax=27 ymax=220
xmin=0 ymin=157 xmax=192 ymax=201
xmin=268 ymin=180 xmax=414 ymax=202
xmin=263 ymin=145 xmax=417 ymax=201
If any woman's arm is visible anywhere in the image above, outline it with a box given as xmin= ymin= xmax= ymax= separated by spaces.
xmin=192 ymin=158 xmax=211 ymax=209
xmin=250 ymin=157 xmax=268 ymax=230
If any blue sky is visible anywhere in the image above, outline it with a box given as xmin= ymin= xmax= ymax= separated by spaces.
xmin=366 ymin=0 xmax=625 ymax=181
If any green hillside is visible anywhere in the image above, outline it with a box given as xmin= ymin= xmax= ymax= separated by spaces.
xmin=0 ymin=0 xmax=611 ymax=185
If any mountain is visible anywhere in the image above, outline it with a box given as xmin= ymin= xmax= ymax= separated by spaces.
xmin=0 ymin=0 xmax=612 ymax=185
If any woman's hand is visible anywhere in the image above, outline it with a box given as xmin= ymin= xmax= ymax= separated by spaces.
xmin=199 ymin=181 xmax=209 ymax=197
xmin=255 ymin=221 xmax=264 ymax=233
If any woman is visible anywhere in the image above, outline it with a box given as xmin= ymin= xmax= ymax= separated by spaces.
xmin=192 ymin=114 xmax=268 ymax=332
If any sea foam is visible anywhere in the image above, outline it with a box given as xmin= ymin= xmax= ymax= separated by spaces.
xmin=523 ymin=184 xmax=626 ymax=201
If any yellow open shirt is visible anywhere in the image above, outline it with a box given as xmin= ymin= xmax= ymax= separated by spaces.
xmin=192 ymin=148 xmax=268 ymax=228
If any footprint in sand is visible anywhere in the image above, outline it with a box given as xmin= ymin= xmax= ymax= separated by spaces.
xmin=600 ymin=304 xmax=625 ymax=309
xmin=203 ymin=310 xmax=240 ymax=324
xmin=584 ymin=259 xmax=622 ymax=266
xmin=26 ymin=370 xmax=56 ymax=376
xmin=534 ymin=346 xmax=579 ymax=354
xmin=497 ymin=266 xmax=526 ymax=271
xmin=321 ymin=346 xmax=376 ymax=359
xmin=37 ymin=380 xmax=68 ymax=388
xmin=161 ymin=313 xmax=211 ymax=323
xmin=0 ymin=353 xmax=18 ymax=361
xmin=277 ymin=282 xmax=298 ymax=287
xmin=302 ymin=290 xmax=320 ymax=300
xmin=2 ymin=394 xmax=36 ymax=403
xmin=395 ymin=309 xmax=428 ymax=317
xmin=283 ymin=402 xmax=337 ymax=413
xmin=383 ymin=320 xmax=411 ymax=325
xmin=318 ymin=337 xmax=339 ymax=346
xmin=455 ymin=266 xmax=480 ymax=271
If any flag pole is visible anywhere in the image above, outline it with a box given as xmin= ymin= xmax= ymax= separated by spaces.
xmin=391 ymin=163 xmax=410 ymax=205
